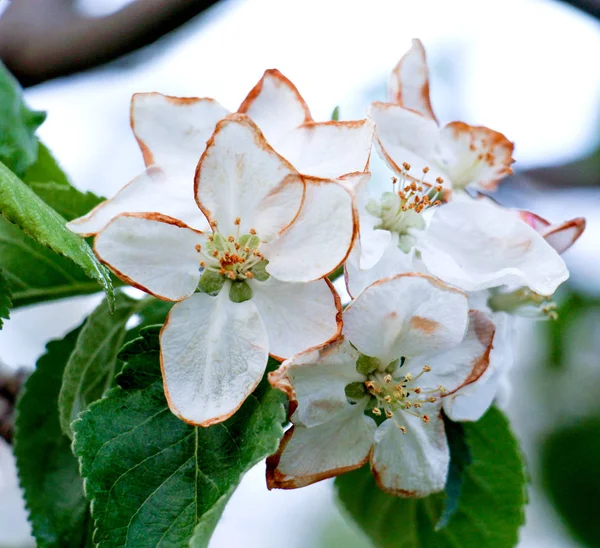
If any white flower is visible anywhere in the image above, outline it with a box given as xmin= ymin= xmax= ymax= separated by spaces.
xmin=417 ymin=197 xmax=569 ymax=296
xmin=68 ymin=70 xmax=373 ymax=236
xmin=92 ymin=114 xmax=359 ymax=426
xmin=443 ymin=211 xmax=586 ymax=422
xmin=348 ymin=196 xmax=569 ymax=299
xmin=369 ymin=39 xmax=514 ymax=193
xmin=267 ymin=274 xmax=494 ymax=496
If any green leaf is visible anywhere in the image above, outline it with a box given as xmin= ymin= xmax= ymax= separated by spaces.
xmin=331 ymin=105 xmax=340 ymax=121
xmin=73 ymin=327 xmax=287 ymax=548
xmin=541 ymin=417 xmax=600 ymax=547
xmin=0 ymin=267 xmax=12 ymax=328
xmin=0 ymin=62 xmax=46 ymax=176
xmin=0 ymin=160 xmax=113 ymax=305
xmin=335 ymin=408 xmax=527 ymax=548
xmin=13 ymin=325 xmax=90 ymax=547
xmin=436 ymin=416 xmax=471 ymax=531
xmin=23 ymin=141 xmax=104 ymax=221
xmin=0 ymin=216 xmax=108 ymax=307
xmin=59 ymin=293 xmax=144 ymax=438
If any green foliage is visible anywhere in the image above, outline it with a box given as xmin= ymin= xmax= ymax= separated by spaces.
xmin=542 ymin=417 xmax=600 ymax=547
xmin=58 ymin=293 xmax=143 ymax=438
xmin=335 ymin=408 xmax=527 ymax=548
xmin=13 ymin=326 xmax=91 ymax=547
xmin=331 ymin=105 xmax=340 ymax=121
xmin=23 ymin=141 xmax=104 ymax=221
xmin=436 ymin=416 xmax=472 ymax=531
xmin=0 ymin=217 xmax=107 ymax=307
xmin=0 ymin=62 xmax=46 ymax=176
xmin=73 ymin=327 xmax=287 ymax=548
xmin=0 ymin=160 xmax=113 ymax=306
xmin=0 ymin=267 xmax=12 ymax=328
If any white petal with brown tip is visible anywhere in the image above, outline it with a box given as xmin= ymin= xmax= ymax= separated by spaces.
xmin=261 ymin=179 xmax=356 ymax=283
xmin=275 ymin=120 xmax=375 ymax=179
xmin=195 ymin=114 xmax=302 ymax=238
xmin=250 ymin=277 xmax=341 ymax=361
xmin=68 ymin=165 xmax=209 ymax=236
xmin=388 ymin=38 xmax=437 ymax=122
xmin=267 ymin=403 xmax=376 ymax=490
xmin=344 ymin=274 xmax=468 ymax=365
xmin=371 ymin=412 xmax=448 ymax=497
xmin=238 ymin=69 xmax=312 ymax=147
xmin=94 ymin=214 xmax=204 ymax=301
xmin=160 ymin=290 xmax=269 ymax=426
xmin=131 ymin=93 xmax=229 ymax=174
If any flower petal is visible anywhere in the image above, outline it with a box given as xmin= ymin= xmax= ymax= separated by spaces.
xmin=345 ymin=240 xmax=414 ymax=299
xmin=269 ymin=337 xmax=362 ymax=428
xmin=419 ymin=199 xmax=569 ymax=295
xmin=344 ymin=273 xmax=468 ymax=364
xmin=369 ymin=102 xmax=447 ymax=184
xmin=195 ymin=114 xmax=303 ymax=238
xmin=250 ymin=277 xmax=342 ymax=360
xmin=94 ymin=213 xmax=203 ymax=301
xmin=68 ymin=165 xmax=209 ymax=236
xmin=131 ymin=93 xmax=229 ymax=175
xmin=541 ymin=217 xmax=586 ymax=254
xmin=371 ymin=411 xmax=448 ymax=496
xmin=238 ymin=69 xmax=312 ymax=146
xmin=443 ymin=311 xmax=514 ymax=421
xmin=404 ymin=310 xmax=495 ymax=395
xmin=275 ymin=120 xmax=374 ymax=179
xmin=438 ymin=122 xmax=514 ymax=191
xmin=518 ymin=211 xmax=586 ymax=254
xmin=262 ymin=178 xmax=357 ymax=282
xmin=388 ymin=39 xmax=437 ymax=122
xmin=352 ymin=176 xmax=393 ymax=271
xmin=266 ymin=402 xmax=376 ymax=490
xmin=160 ymin=290 xmax=269 ymax=426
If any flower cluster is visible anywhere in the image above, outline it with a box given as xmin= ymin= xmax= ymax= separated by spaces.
xmin=69 ymin=39 xmax=584 ymax=496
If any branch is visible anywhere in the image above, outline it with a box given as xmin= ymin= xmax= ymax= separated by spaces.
xmin=0 ymin=0 xmax=221 ymax=87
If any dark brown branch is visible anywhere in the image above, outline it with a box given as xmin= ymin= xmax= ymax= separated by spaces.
xmin=0 ymin=0 xmax=221 ymax=87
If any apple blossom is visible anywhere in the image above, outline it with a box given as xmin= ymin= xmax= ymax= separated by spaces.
xmin=92 ymin=114 xmax=359 ymax=426
xmin=370 ymin=39 xmax=514 ymax=193
xmin=68 ymin=70 xmax=373 ymax=236
xmin=267 ymin=274 xmax=494 ymax=496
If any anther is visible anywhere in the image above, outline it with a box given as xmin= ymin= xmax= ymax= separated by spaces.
xmin=195 ymin=244 xmax=202 ymax=252
xmin=212 ymin=250 xmax=219 ymax=257
xmin=423 ymin=166 xmax=430 ymax=173
xmin=399 ymin=426 xmax=407 ymax=434
xmin=228 ymin=236 xmax=235 ymax=243
xmin=249 ymin=228 xmax=257 ymax=235
xmin=200 ymin=261 xmax=206 ymax=267
xmin=245 ymin=272 xmax=255 ymax=279
xmin=384 ymin=395 xmax=392 ymax=403
xmin=428 ymin=396 xmax=437 ymax=403
xmin=234 ymin=217 xmax=241 ymax=225
xmin=372 ymin=407 xmax=382 ymax=416
xmin=385 ymin=410 xmax=394 ymax=419
xmin=384 ymin=374 xmax=392 ymax=384
xmin=402 ymin=162 xmax=411 ymax=171
xmin=423 ymin=365 xmax=432 ymax=372
xmin=422 ymin=415 xmax=430 ymax=423
xmin=435 ymin=177 xmax=444 ymax=184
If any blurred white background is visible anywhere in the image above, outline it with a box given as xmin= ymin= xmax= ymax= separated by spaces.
xmin=1 ymin=0 xmax=599 ymax=546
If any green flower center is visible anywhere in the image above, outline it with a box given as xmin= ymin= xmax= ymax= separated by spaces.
xmin=346 ymin=352 xmax=447 ymax=433
xmin=195 ymin=220 xmax=270 ymax=303
xmin=367 ymin=165 xmax=443 ymax=252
